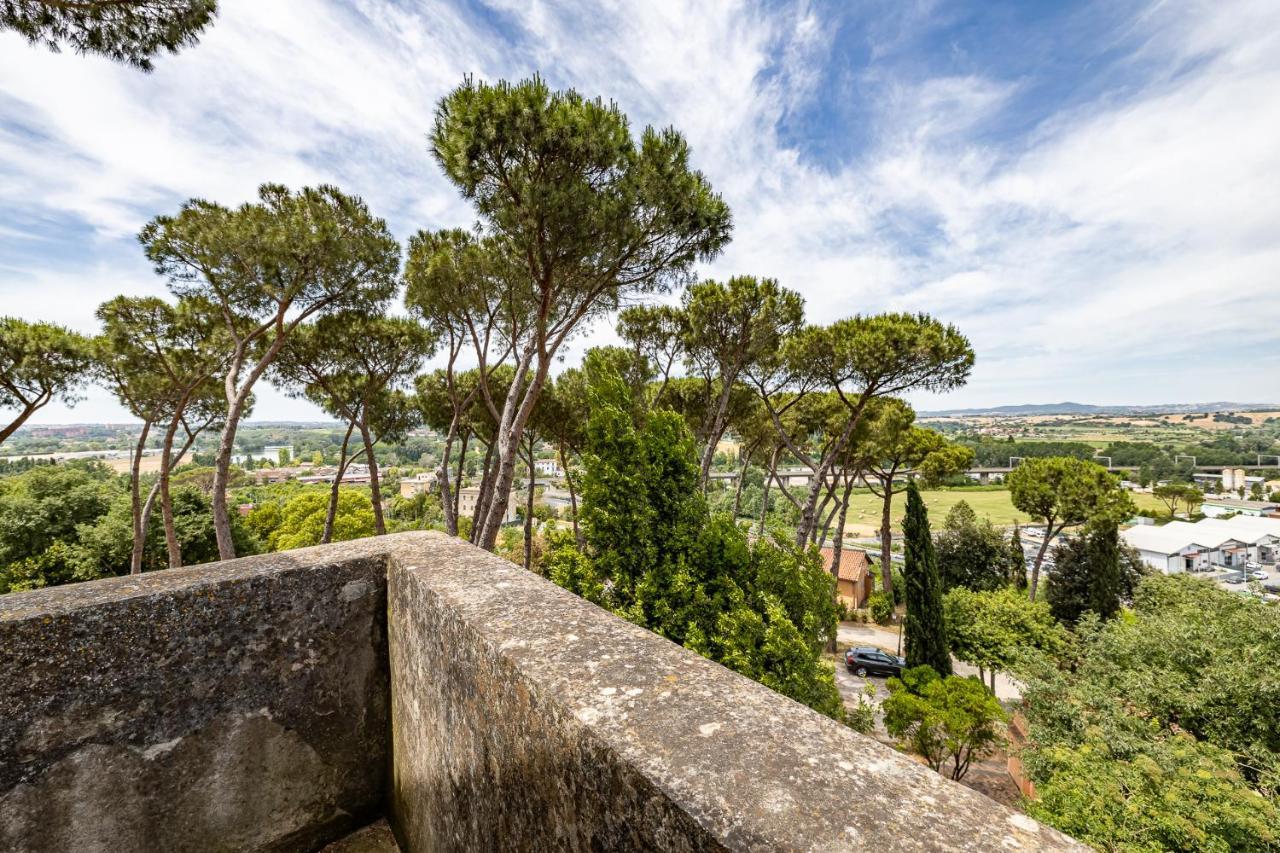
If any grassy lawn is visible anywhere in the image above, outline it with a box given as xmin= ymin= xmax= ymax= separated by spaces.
xmin=840 ymin=488 xmax=1167 ymax=536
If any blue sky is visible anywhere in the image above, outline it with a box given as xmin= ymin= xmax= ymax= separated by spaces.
xmin=1 ymin=0 xmax=1278 ymax=423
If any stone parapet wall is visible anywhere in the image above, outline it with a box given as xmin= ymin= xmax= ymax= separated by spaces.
xmin=1 ymin=532 xmax=1084 ymax=851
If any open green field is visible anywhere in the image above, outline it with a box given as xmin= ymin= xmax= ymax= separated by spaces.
xmin=839 ymin=488 xmax=1165 ymax=537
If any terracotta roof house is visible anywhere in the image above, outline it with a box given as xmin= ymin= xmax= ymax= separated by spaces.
xmin=818 ymin=546 xmax=872 ymax=608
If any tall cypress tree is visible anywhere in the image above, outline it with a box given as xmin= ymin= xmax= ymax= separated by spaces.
xmin=1044 ymin=522 xmax=1135 ymax=626
xmin=903 ymin=479 xmax=951 ymax=674
xmin=1008 ymin=524 xmax=1028 ymax=591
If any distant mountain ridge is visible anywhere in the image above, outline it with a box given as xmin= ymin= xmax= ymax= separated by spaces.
xmin=920 ymin=401 xmax=1280 ymax=417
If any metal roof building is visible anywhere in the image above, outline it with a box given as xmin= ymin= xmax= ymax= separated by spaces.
xmin=1123 ymin=516 xmax=1279 ymax=573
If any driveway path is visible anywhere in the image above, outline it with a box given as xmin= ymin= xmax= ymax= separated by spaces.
xmin=836 ymin=621 xmax=1022 ymax=701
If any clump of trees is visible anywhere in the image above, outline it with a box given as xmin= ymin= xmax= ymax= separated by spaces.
xmin=1007 ymin=457 xmax=1135 ymax=599
xmin=543 ymin=360 xmax=844 ymax=720
xmin=1043 ymin=522 xmax=1145 ymax=625
xmin=141 ymin=183 xmax=401 ymax=561
xmin=0 ymin=461 xmax=253 ymax=593
xmin=415 ymin=75 xmax=732 ymax=553
xmin=1013 ymin=573 xmax=1280 ymax=850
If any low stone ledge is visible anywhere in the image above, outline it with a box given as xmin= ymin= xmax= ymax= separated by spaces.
xmin=0 ymin=539 xmax=394 ymax=853
xmin=386 ymin=533 xmax=1085 ymax=851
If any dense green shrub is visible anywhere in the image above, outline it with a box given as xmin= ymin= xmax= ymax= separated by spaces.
xmin=867 ymin=590 xmax=893 ymax=625
xmin=546 ymin=365 xmax=844 ymax=720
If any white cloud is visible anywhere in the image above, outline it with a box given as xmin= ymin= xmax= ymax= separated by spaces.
xmin=1 ymin=0 xmax=1278 ymax=425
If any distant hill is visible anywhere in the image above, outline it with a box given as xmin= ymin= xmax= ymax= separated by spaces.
xmin=920 ymin=402 xmax=1280 ymax=417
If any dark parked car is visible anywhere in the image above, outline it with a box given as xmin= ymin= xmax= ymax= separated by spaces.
xmin=845 ymin=647 xmax=905 ymax=678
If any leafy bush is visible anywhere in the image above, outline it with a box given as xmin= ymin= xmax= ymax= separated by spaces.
xmin=845 ymin=683 xmax=878 ymax=734
xmin=867 ymin=590 xmax=893 ymax=625
xmin=1025 ymin=730 xmax=1279 ymax=852
xmin=269 ymin=489 xmax=375 ymax=550
xmin=943 ymin=586 xmax=1065 ymax=680
xmin=882 ymin=665 xmax=1007 ymax=781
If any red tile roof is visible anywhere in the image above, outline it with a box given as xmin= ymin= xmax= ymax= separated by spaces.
xmin=817 ymin=547 xmax=870 ymax=582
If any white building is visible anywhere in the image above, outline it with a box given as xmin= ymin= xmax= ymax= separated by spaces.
xmin=1123 ymin=516 xmax=1280 ymax=573
xmin=457 ymin=486 xmax=519 ymax=524
xmin=1200 ymin=497 xmax=1279 ymax=518
xmin=534 ymin=459 xmax=564 ymax=478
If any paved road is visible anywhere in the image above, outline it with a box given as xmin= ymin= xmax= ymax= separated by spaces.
xmin=837 ymin=622 xmax=1022 ymax=701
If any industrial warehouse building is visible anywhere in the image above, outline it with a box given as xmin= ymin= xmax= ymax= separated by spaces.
xmin=1200 ymin=497 xmax=1280 ymax=518
xmin=1122 ymin=515 xmax=1280 ymax=573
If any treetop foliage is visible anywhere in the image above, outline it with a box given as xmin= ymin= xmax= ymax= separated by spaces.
xmin=1014 ymin=573 xmax=1280 ymax=850
xmin=431 ymin=75 xmax=732 ymax=313
xmin=1007 ymin=456 xmax=1135 ymax=530
xmin=1 ymin=0 xmax=218 ymax=71
xmin=782 ymin=312 xmax=973 ymax=401
xmin=140 ymin=183 xmax=400 ymax=331
xmin=0 ymin=316 xmax=93 ymax=443
xmin=682 ymin=276 xmax=804 ymax=381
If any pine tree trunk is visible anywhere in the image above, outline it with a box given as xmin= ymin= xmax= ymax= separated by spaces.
xmin=454 ymin=430 xmax=469 ymax=523
xmin=731 ymin=454 xmax=748 ymax=519
xmin=560 ymin=442 xmax=582 ymax=549
xmin=879 ymin=483 xmax=895 ymax=599
xmin=360 ymin=422 xmax=386 ymax=536
xmin=140 ymin=478 xmax=161 ymax=553
xmin=523 ymin=439 xmax=535 ymax=571
xmin=323 ymin=421 xmax=356 ymax=545
xmin=1029 ymin=526 xmax=1055 ymax=601
xmin=477 ymin=354 xmax=551 ymax=551
xmin=129 ymin=420 xmax=153 ymax=575
xmin=159 ymin=412 xmax=183 ymax=569
xmin=698 ymin=378 xmax=735 ymax=489
xmin=212 ymin=388 xmax=251 ymax=560
xmin=816 ymin=474 xmax=842 ymax=546
xmin=148 ymin=418 xmax=202 ymax=560
xmin=436 ymin=419 xmax=458 ymax=536
xmin=831 ymin=475 xmax=854 ymax=580
xmin=759 ymin=447 xmax=779 ymax=538
xmin=471 ymin=438 xmax=496 ymax=543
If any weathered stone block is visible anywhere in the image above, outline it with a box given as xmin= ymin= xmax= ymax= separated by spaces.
xmin=0 ymin=543 xmax=392 ymax=853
